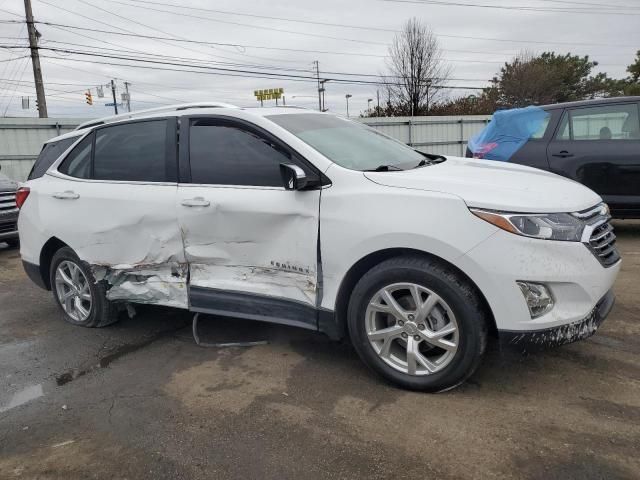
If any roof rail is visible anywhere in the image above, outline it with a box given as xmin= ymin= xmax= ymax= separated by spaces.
xmin=74 ymin=102 xmax=239 ymax=130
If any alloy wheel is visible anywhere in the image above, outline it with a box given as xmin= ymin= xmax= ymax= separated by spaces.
xmin=365 ymin=282 xmax=459 ymax=375
xmin=55 ymin=260 xmax=92 ymax=322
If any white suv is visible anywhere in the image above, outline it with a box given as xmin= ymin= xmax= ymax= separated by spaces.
xmin=17 ymin=103 xmax=620 ymax=391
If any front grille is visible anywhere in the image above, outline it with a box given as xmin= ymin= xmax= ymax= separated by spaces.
xmin=576 ymin=204 xmax=620 ymax=267
xmin=588 ymin=221 xmax=620 ymax=266
xmin=0 ymin=221 xmax=17 ymax=234
xmin=0 ymin=191 xmax=18 ymax=214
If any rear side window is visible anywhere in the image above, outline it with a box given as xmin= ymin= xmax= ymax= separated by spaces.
xmin=557 ymin=103 xmax=640 ymax=141
xmin=94 ymin=120 xmax=168 ymax=182
xmin=189 ymin=120 xmax=290 ymax=186
xmin=58 ymin=134 xmax=92 ymax=179
xmin=28 ymin=137 xmax=78 ymax=179
xmin=530 ymin=116 xmax=551 ymax=139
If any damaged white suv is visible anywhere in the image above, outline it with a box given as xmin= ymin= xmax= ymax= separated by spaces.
xmin=18 ymin=103 xmax=620 ymax=391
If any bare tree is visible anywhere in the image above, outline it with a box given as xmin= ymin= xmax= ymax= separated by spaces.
xmin=385 ymin=18 xmax=451 ymax=116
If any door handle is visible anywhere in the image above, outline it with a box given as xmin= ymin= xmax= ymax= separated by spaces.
xmin=552 ymin=151 xmax=574 ymax=158
xmin=181 ymin=197 xmax=210 ymax=207
xmin=52 ymin=190 xmax=79 ymax=200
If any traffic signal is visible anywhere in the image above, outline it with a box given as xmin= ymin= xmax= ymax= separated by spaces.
xmin=85 ymin=90 xmax=93 ymax=105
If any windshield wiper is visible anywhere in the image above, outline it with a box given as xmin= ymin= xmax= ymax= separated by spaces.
xmin=364 ymin=164 xmax=404 ymax=172
xmin=413 ymin=155 xmax=446 ymax=168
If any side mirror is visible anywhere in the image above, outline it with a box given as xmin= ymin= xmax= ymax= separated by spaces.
xmin=280 ymin=163 xmax=308 ymax=191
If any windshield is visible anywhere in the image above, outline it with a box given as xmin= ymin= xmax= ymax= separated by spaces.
xmin=267 ymin=113 xmax=425 ymax=171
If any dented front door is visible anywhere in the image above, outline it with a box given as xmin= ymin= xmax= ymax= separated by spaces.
xmin=178 ymin=117 xmax=320 ymax=321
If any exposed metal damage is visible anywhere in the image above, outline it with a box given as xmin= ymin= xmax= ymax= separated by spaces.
xmin=189 ymin=263 xmax=317 ymax=305
xmin=92 ymin=263 xmax=188 ymax=309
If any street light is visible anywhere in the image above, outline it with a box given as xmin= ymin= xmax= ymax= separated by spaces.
xmin=345 ymin=94 xmax=352 ymax=117
xmin=367 ymin=98 xmax=373 ymax=114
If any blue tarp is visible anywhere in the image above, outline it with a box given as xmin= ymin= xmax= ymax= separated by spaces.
xmin=468 ymin=106 xmax=550 ymax=161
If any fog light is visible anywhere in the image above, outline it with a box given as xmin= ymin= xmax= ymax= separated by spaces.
xmin=516 ymin=281 xmax=554 ymax=318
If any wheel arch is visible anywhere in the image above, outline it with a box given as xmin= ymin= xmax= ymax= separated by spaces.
xmin=39 ymin=237 xmax=70 ymax=290
xmin=331 ymin=248 xmax=498 ymax=341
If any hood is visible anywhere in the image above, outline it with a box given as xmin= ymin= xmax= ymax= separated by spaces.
xmin=0 ymin=174 xmax=18 ymax=192
xmin=363 ymin=156 xmax=601 ymax=213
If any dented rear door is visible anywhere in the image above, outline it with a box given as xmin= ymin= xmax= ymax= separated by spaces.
xmin=178 ymin=117 xmax=320 ymax=328
xmin=44 ymin=118 xmax=188 ymax=309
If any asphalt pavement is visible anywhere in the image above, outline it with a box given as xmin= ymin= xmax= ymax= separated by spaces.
xmin=1 ymin=221 xmax=639 ymax=479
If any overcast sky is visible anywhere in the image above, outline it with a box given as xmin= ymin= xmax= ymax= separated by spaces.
xmin=0 ymin=0 xmax=638 ymax=119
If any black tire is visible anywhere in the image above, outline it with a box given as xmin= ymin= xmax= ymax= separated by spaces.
xmin=347 ymin=255 xmax=488 ymax=392
xmin=5 ymin=238 xmax=19 ymax=249
xmin=50 ymin=247 xmax=119 ymax=328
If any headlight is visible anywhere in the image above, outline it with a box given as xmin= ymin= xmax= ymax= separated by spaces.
xmin=471 ymin=209 xmax=585 ymax=241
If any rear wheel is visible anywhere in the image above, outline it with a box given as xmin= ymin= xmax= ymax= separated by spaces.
xmin=50 ymin=247 xmax=119 ymax=327
xmin=347 ymin=256 xmax=488 ymax=392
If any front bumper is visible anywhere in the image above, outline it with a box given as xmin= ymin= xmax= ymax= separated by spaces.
xmin=499 ymin=289 xmax=615 ymax=351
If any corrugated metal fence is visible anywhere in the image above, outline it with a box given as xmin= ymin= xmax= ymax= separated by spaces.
xmin=0 ymin=115 xmax=492 ymax=181
xmin=0 ymin=118 xmax=86 ymax=181
xmin=359 ymin=115 xmax=491 ymax=156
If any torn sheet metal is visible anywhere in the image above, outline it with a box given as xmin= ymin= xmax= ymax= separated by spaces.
xmin=93 ymin=263 xmax=188 ymax=308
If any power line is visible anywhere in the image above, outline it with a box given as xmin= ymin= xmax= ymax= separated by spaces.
xmin=37 ymin=22 xmax=500 ymax=64
xmin=108 ymin=0 xmax=390 ymax=46
xmin=37 ymin=40 xmax=495 ymax=80
xmin=121 ymin=0 xmax=398 ymax=32
xmin=99 ymin=0 xmax=640 ymax=47
xmin=534 ymin=0 xmax=639 ymax=8
xmin=10 ymin=18 xmax=636 ymax=53
xmin=41 ymin=38 xmax=315 ymax=74
xmin=74 ymin=0 xmax=304 ymax=67
xmin=381 ymin=0 xmax=640 ymax=15
xmin=32 ymin=50 xmax=486 ymax=90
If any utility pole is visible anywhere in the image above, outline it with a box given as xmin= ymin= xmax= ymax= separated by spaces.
xmin=24 ymin=0 xmax=47 ymax=118
xmin=319 ymin=79 xmax=329 ymax=111
xmin=376 ymin=90 xmax=380 ymax=117
xmin=313 ymin=60 xmax=321 ymax=111
xmin=110 ymin=79 xmax=118 ymax=115
xmin=123 ymin=81 xmax=131 ymax=112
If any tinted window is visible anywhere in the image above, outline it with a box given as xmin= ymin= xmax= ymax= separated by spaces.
xmin=530 ymin=115 xmax=551 ymax=139
xmin=94 ymin=120 xmax=168 ymax=182
xmin=556 ymin=112 xmax=570 ymax=140
xmin=569 ymin=104 xmax=639 ymax=141
xmin=58 ymin=134 xmax=92 ymax=179
xmin=189 ymin=121 xmax=290 ymax=186
xmin=29 ymin=137 xmax=79 ymax=179
xmin=267 ymin=113 xmax=424 ymax=171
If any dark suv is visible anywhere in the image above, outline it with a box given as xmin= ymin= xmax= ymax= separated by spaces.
xmin=0 ymin=167 xmax=19 ymax=248
xmin=467 ymin=97 xmax=640 ymax=218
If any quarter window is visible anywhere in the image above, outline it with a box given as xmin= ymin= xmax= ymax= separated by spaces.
xmin=189 ymin=120 xmax=290 ymax=186
xmin=94 ymin=120 xmax=168 ymax=182
xmin=558 ymin=104 xmax=640 ymax=141
xmin=29 ymin=137 xmax=78 ymax=180
xmin=58 ymin=134 xmax=92 ymax=179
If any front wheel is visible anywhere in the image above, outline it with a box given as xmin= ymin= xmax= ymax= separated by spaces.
xmin=50 ymin=247 xmax=119 ymax=327
xmin=347 ymin=256 xmax=488 ymax=392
